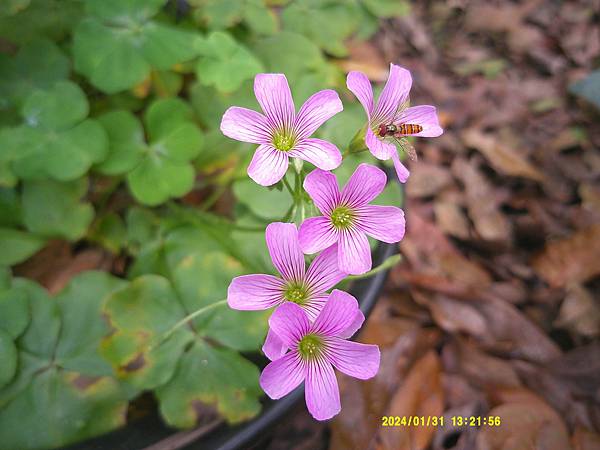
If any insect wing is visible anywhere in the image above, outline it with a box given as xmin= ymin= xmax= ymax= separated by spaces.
xmin=394 ymin=136 xmax=418 ymax=161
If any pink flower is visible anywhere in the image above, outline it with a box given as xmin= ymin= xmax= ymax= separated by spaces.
xmin=346 ymin=63 xmax=443 ymax=183
xmin=260 ymin=290 xmax=380 ymax=421
xmin=298 ymin=163 xmax=405 ymax=275
xmin=227 ymin=222 xmax=360 ymax=360
xmin=221 ymin=73 xmax=343 ymax=186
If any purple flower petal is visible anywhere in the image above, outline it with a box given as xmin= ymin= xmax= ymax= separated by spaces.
xmin=301 ymin=294 xmax=328 ymax=322
xmin=263 ymin=328 xmax=288 ymax=361
xmin=289 ymin=138 xmax=342 ymax=171
xmin=269 ymin=302 xmax=311 ymax=347
xmin=260 ymin=351 xmax=306 ymax=399
xmin=254 ymin=73 xmax=295 ymax=130
xmin=338 ymin=228 xmax=371 ymax=275
xmin=365 ymin=127 xmax=396 ymax=160
xmin=391 ymin=151 xmax=410 ymax=183
xmin=340 ymin=163 xmax=387 ymax=208
xmin=298 ymin=216 xmax=338 ymax=255
xmin=220 ymin=106 xmax=272 ymax=144
xmin=265 ymin=222 xmax=306 ymax=283
xmin=304 ymin=245 xmax=347 ymax=294
xmin=305 ymin=359 xmax=340 ymax=421
xmin=294 ymin=90 xmax=343 ymax=139
xmin=338 ymin=309 xmax=365 ymax=339
xmin=303 ymin=169 xmax=340 ymax=215
xmin=346 ymin=71 xmax=374 ymax=117
xmin=311 ymin=289 xmax=360 ymax=337
xmin=326 ymin=338 xmax=380 ymax=380
xmin=397 ymin=105 xmax=443 ymax=137
xmin=356 ymin=205 xmax=405 ymax=243
xmin=247 ymin=144 xmax=289 ymax=186
xmin=227 ymin=274 xmax=284 ymax=310
xmin=373 ymin=64 xmax=412 ymax=124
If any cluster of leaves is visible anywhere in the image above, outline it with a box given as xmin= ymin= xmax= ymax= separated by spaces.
xmin=0 ymin=0 xmax=408 ymax=448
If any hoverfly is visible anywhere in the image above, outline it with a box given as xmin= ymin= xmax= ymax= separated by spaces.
xmin=376 ymin=100 xmax=421 ymax=161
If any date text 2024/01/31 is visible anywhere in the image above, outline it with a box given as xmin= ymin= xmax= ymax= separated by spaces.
xmin=381 ymin=416 xmax=502 ymax=427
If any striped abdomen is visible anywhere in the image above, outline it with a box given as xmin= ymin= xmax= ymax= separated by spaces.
xmin=396 ymin=123 xmax=423 ymax=135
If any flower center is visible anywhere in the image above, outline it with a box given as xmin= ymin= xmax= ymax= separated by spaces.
xmin=283 ymin=282 xmax=309 ymax=305
xmin=272 ymin=129 xmax=295 ymax=152
xmin=298 ymin=333 xmax=324 ymax=360
xmin=330 ymin=206 xmax=355 ymax=230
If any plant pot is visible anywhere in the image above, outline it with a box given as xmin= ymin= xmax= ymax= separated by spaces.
xmin=62 ymin=238 xmax=397 ymax=450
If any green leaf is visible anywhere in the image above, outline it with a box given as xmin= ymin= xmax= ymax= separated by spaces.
xmin=0 ymin=188 xmax=21 ymax=227
xmin=0 ymin=286 xmax=30 ymax=339
xmin=13 ymin=278 xmax=60 ymax=358
xmin=360 ymin=0 xmax=410 ymax=18
xmin=196 ymin=32 xmax=264 ymax=93
xmin=0 ymin=38 xmax=69 ymax=108
xmin=127 ymin=156 xmax=196 ymax=206
xmin=281 ymin=0 xmax=360 ymax=57
xmin=190 ymin=0 xmax=244 ymax=29
xmin=21 ymin=80 xmax=87 ymax=130
xmin=144 ymin=97 xmax=195 ymax=141
xmin=122 ymin=98 xmax=203 ymax=206
xmin=156 ymin=341 xmax=262 ymax=427
xmin=21 ymin=178 xmax=94 ymax=240
xmin=251 ymin=31 xmax=326 ymax=85
xmin=570 ymin=69 xmax=600 ymax=111
xmin=233 ymin=174 xmax=293 ymax=220
xmin=0 ymin=227 xmax=45 ymax=266
xmin=1 ymin=80 xmax=108 ymax=182
xmin=169 ymin=240 xmax=268 ymax=351
xmin=0 ymin=0 xmax=83 ymax=44
xmin=0 ymin=366 xmax=128 ymax=449
xmin=0 ymin=274 xmax=131 ymax=448
xmin=190 ymin=79 xmax=258 ymax=128
xmin=89 ymin=213 xmax=127 ymax=254
xmin=73 ymin=0 xmax=200 ymax=93
xmin=54 ymin=272 xmax=127 ymax=376
xmin=95 ymin=110 xmax=146 ymax=175
xmin=0 ymin=329 xmax=17 ymax=388
xmin=101 ymin=275 xmax=194 ymax=390
xmin=244 ymin=0 xmax=277 ymax=35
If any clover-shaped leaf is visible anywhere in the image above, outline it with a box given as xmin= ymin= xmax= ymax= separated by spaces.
xmin=0 ymin=273 xmax=130 ymax=449
xmin=100 ymin=275 xmax=194 ymax=390
xmin=102 ymin=272 xmax=264 ymax=427
xmin=195 ymin=32 xmax=264 ymax=93
xmin=0 ymin=227 xmax=45 ymax=266
xmin=191 ymin=0 xmax=276 ymax=34
xmin=73 ymin=0 xmax=201 ymax=93
xmin=0 ymin=38 xmax=69 ymax=109
xmin=22 ymin=178 xmax=94 ymax=241
xmin=155 ymin=340 xmax=262 ymax=427
xmin=97 ymin=98 xmax=203 ymax=206
xmin=281 ymin=0 xmax=361 ymax=57
xmin=0 ymin=81 xmax=108 ymax=182
xmin=0 ymin=0 xmax=83 ymax=45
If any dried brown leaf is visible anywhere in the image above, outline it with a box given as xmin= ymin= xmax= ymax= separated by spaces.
xmin=462 ymin=128 xmax=546 ymax=182
xmin=532 ymin=224 xmax=600 ymax=288
xmin=572 ymin=427 xmax=600 ymax=450
xmin=376 ymin=351 xmax=444 ymax=450
xmin=434 ymin=200 xmax=470 ymax=240
xmin=406 ymin=162 xmax=454 ymax=198
xmin=452 ymin=158 xmax=512 ymax=243
xmin=478 ymin=388 xmax=572 ymax=450
xmin=555 ymin=284 xmax=600 ymax=337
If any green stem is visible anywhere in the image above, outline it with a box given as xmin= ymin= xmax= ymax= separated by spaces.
xmin=346 ymin=254 xmax=402 ymax=280
xmin=152 ymin=299 xmax=228 ymax=349
xmin=282 ymin=175 xmax=295 ymax=198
